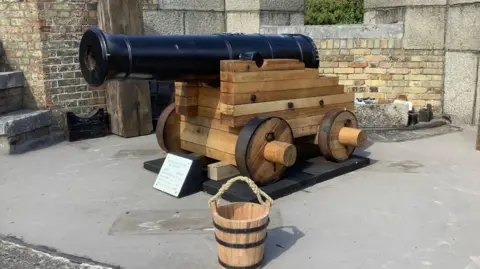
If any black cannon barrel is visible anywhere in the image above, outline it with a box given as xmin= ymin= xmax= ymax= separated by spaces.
xmin=79 ymin=27 xmax=319 ymax=87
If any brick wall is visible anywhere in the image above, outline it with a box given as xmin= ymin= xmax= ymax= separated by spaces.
xmin=39 ymin=0 xmax=104 ymax=129
xmin=0 ymin=0 xmax=103 ymax=130
xmin=315 ymin=38 xmax=444 ymax=112
xmin=0 ymin=1 xmax=44 ymax=110
xmin=262 ymin=24 xmax=445 ymax=114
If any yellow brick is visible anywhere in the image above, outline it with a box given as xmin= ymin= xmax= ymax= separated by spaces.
xmin=405 ymin=87 xmax=429 ymax=93
xmin=350 ymin=49 xmax=371 ymax=55
xmin=355 ymin=68 xmax=363 ymax=74
xmin=410 ymin=56 xmax=427 ymax=62
xmin=338 ymin=62 xmax=349 ymax=68
xmin=410 ymin=69 xmax=423 ymax=75
xmin=407 ymin=94 xmax=442 ymax=100
xmin=388 ymin=80 xmax=409 ymax=87
xmin=392 ymin=75 xmax=404 ymax=80
xmin=430 ymin=75 xmax=443 ymax=81
xmin=423 ymin=69 xmax=443 ymax=75
xmin=334 ymin=68 xmax=355 ymax=74
xmin=366 ymin=80 xmax=387 ymax=86
xmin=379 ymin=62 xmax=393 ymax=68
xmin=323 ymin=68 xmax=334 ymax=74
xmin=378 ymin=87 xmax=393 ymax=92
xmin=406 ymin=62 xmax=422 ymax=68
xmin=387 ymin=68 xmax=409 ymax=74
xmin=338 ymin=75 xmax=348 ymax=80
xmin=405 ymin=75 xmax=429 ymax=81
xmin=411 ymin=100 xmax=426 ymax=106
xmin=320 ymin=62 xmax=338 ymax=68
xmin=364 ymin=55 xmax=390 ymax=61
xmin=348 ymin=74 xmax=369 ymax=80
xmin=366 ymin=93 xmax=386 ymax=99
xmin=365 ymin=68 xmax=387 ymax=74
xmin=327 ymin=40 xmax=334 ymax=49
xmin=340 ymin=80 xmax=354 ymax=86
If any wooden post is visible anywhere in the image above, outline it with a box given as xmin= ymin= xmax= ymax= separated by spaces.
xmin=97 ymin=0 xmax=153 ymax=138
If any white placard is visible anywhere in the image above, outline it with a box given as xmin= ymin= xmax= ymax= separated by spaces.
xmin=153 ymin=154 xmax=193 ymax=197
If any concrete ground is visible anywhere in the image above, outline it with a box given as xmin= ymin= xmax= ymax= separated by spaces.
xmin=1 ymin=126 xmax=480 ymax=269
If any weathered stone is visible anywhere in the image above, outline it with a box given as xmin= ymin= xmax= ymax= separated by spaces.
xmin=260 ymin=24 xmax=404 ymax=39
xmin=0 ymin=127 xmax=64 ymax=155
xmin=444 ymin=52 xmax=478 ymax=125
xmin=185 ymin=11 xmax=225 ymax=34
xmin=0 ymin=87 xmax=23 ymax=115
xmin=260 ymin=11 xmax=290 ymax=26
xmin=450 ymin=0 xmax=480 ymax=4
xmin=363 ymin=8 xmax=405 ymax=24
xmin=0 ymin=109 xmax=52 ymax=137
xmin=0 ymin=71 xmax=25 ymax=90
xmin=476 ymin=61 xmax=480 ymax=125
xmin=289 ymin=13 xmax=305 ymax=25
xmin=446 ymin=5 xmax=480 ymax=51
xmin=225 ymin=0 xmax=260 ymax=11
xmin=159 ymin=0 xmax=225 ymax=11
xmin=143 ymin=10 xmax=185 ymax=35
xmin=260 ymin=0 xmax=305 ymax=11
xmin=355 ymin=102 xmax=410 ymax=128
xmin=226 ymin=12 xmax=260 ymax=33
xmin=364 ymin=0 xmax=447 ymax=9
xmin=403 ymin=7 xmax=446 ymax=49
xmin=0 ymin=40 xmax=4 ymax=57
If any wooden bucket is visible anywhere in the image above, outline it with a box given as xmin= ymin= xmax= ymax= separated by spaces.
xmin=209 ymin=176 xmax=273 ymax=269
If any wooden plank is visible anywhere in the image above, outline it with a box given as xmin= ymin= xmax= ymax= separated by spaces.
xmin=175 ymin=86 xmax=199 ymax=97
xmin=98 ymin=0 xmax=152 ymax=137
xmin=220 ymin=59 xmax=305 ymax=73
xmin=181 ymin=140 xmax=236 ymax=165
xmin=221 ymin=85 xmax=345 ymax=105
xmin=180 ymin=116 xmax=242 ymax=134
xmin=207 ymin=162 xmax=241 ymax=181
xmin=221 ymin=93 xmax=354 ymax=116
xmin=221 ymin=102 xmax=355 ymax=128
xmin=292 ymin=125 xmax=319 ymax=138
xmin=175 ymin=96 xmax=198 ymax=106
xmin=176 ymin=105 xmax=198 ymax=117
xmin=287 ymin=115 xmax=325 ymax=129
xmin=221 ymin=76 xmax=340 ymax=94
xmin=221 ymin=68 xmax=319 ymax=83
xmin=180 ymin=121 xmax=238 ymax=155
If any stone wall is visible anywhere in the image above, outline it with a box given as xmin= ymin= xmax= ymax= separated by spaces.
xmin=365 ymin=0 xmax=480 ymax=126
xmin=262 ymin=24 xmax=444 ymax=113
xmin=143 ymin=0 xmax=305 ymax=35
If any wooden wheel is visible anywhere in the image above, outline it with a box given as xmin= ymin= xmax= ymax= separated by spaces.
xmin=235 ymin=116 xmax=296 ymax=185
xmin=156 ymin=103 xmax=184 ymax=153
xmin=317 ymin=109 xmax=367 ymax=162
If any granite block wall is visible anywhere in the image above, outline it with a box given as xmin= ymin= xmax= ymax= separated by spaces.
xmin=364 ymin=0 xmax=480 ymax=125
xmin=261 ymin=24 xmax=444 ymax=113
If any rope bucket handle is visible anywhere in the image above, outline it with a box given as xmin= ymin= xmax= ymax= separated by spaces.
xmin=208 ymin=176 xmax=273 ymax=210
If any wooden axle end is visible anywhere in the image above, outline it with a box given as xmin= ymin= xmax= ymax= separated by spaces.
xmin=263 ymin=141 xmax=297 ymax=167
xmin=338 ymin=127 xmax=368 ymax=147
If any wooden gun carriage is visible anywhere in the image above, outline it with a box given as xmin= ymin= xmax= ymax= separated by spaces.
xmin=79 ymin=28 xmax=367 ymax=185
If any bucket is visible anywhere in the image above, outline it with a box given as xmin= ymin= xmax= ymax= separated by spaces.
xmin=209 ymin=176 xmax=273 ymax=269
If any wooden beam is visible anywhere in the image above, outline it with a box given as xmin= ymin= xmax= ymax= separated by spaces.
xmin=97 ymin=0 xmax=153 ymax=138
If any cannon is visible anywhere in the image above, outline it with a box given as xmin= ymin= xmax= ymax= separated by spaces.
xmin=79 ymin=28 xmax=368 ymax=185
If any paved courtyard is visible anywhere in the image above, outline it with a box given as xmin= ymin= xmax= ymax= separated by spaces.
xmin=0 ymin=126 xmax=480 ymax=269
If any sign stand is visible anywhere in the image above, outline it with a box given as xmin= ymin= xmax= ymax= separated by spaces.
xmin=152 ymin=152 xmax=206 ymax=198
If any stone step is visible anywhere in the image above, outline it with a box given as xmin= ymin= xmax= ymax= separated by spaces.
xmin=0 ymin=109 xmax=62 ymax=155
xmin=0 ymin=71 xmax=24 ymax=90
xmin=0 ymin=71 xmax=25 ymax=114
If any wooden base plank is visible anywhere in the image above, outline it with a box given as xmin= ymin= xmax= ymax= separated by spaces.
xmin=220 ymin=68 xmax=319 ymax=83
xmin=180 ymin=121 xmax=238 ymax=155
xmin=207 ymin=162 xmax=240 ymax=181
xmin=221 ymin=85 xmax=345 ymax=105
xmin=220 ymin=59 xmax=305 ymax=73
xmin=221 ymin=102 xmax=355 ymax=128
xmin=180 ymin=140 xmax=236 ymax=165
xmin=221 ymin=93 xmax=354 ymax=116
xmin=180 ymin=116 xmax=241 ymax=134
xmin=221 ymin=76 xmax=339 ymax=94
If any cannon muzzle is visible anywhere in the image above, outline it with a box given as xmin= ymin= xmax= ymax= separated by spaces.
xmin=79 ymin=27 xmax=319 ymax=87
